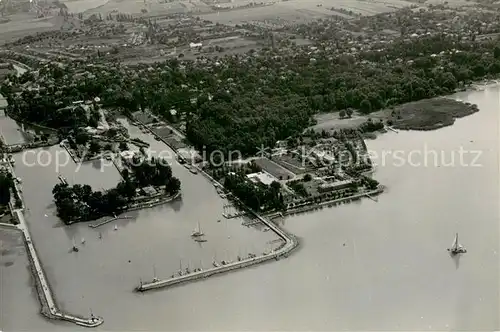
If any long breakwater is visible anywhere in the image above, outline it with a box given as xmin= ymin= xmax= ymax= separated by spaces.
xmin=136 ymin=209 xmax=298 ymax=292
xmin=10 ymin=209 xmax=104 ymax=328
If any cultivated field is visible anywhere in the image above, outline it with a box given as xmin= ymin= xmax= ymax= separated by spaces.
xmin=424 ymin=0 xmax=470 ymax=7
xmin=199 ymin=0 xmax=415 ymax=25
xmin=61 ymin=0 xmax=110 ymax=13
xmin=0 ymin=14 xmax=56 ymax=44
xmin=62 ymin=0 xmax=212 ymax=16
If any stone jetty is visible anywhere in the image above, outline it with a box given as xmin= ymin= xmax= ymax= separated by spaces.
xmin=9 ymin=209 xmax=104 ymax=328
xmin=136 ymin=208 xmax=298 ymax=292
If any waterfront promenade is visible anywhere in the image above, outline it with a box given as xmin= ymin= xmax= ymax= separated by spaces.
xmin=0 ymin=211 xmax=104 ymax=327
xmin=6 ymin=209 xmax=104 ymax=327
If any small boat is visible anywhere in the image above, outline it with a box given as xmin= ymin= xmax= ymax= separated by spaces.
xmin=217 ymin=219 xmax=221 ymax=223
xmin=195 ymin=238 xmax=207 ymax=243
xmin=71 ymin=239 xmax=79 ymax=252
xmin=191 ymin=222 xmax=204 ymax=237
xmin=189 ymin=166 xmax=198 ymax=174
xmin=178 ymin=260 xmax=183 ymax=276
xmin=263 ymin=227 xmax=270 ymax=232
xmin=98 ymin=232 xmax=102 ymax=239
xmin=152 ymin=265 xmax=159 ymax=282
xmin=81 ymin=238 xmax=85 ymax=244
xmin=448 ymin=233 xmax=467 ymax=255
xmin=114 ymin=225 xmax=118 ymax=231
xmin=212 ymin=259 xmax=219 ymax=267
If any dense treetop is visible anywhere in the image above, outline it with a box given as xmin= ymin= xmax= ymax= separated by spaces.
xmin=2 ymin=30 xmax=500 ymax=156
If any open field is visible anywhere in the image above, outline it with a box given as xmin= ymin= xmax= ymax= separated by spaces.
xmin=68 ymin=0 xmax=211 ymax=16
xmin=0 ymin=0 xmax=418 ymax=46
xmin=254 ymin=157 xmax=296 ymax=180
xmin=310 ymin=110 xmax=387 ymax=132
xmin=0 ymin=14 xmax=56 ymax=44
xmin=199 ymin=0 xmax=415 ymax=24
xmin=424 ymin=0 xmax=471 ymax=7
xmin=61 ymin=0 xmax=109 ymax=13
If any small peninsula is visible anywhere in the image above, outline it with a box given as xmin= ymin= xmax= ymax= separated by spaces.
xmin=387 ymin=98 xmax=480 ymax=131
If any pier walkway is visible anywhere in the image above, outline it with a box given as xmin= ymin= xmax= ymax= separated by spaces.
xmin=136 ymin=208 xmax=298 ymax=292
xmin=11 ymin=209 xmax=103 ymax=328
xmin=89 ymin=215 xmax=132 ymax=228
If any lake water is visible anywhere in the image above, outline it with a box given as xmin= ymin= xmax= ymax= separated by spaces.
xmin=1 ymin=85 xmax=498 ymax=331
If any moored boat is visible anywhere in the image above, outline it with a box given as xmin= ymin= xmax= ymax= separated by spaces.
xmin=191 ymin=222 xmax=204 ymax=237
xmin=448 ymin=233 xmax=467 ymax=255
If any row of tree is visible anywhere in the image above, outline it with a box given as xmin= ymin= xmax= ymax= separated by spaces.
xmin=0 ymin=172 xmax=14 ymax=206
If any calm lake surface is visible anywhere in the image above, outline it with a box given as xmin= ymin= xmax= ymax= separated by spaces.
xmin=1 ymin=86 xmax=498 ymax=331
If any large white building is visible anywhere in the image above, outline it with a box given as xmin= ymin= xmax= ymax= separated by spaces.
xmin=246 ymin=171 xmax=277 ymax=186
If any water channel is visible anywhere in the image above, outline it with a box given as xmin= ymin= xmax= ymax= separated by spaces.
xmin=1 ymin=85 xmax=498 ymax=331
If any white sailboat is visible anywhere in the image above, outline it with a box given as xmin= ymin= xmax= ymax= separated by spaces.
xmin=114 ymin=225 xmax=118 ymax=231
xmin=81 ymin=237 xmax=86 ymax=244
xmin=152 ymin=265 xmax=159 ymax=282
xmin=191 ymin=222 xmax=204 ymax=237
xmin=448 ymin=233 xmax=467 ymax=254
xmin=212 ymin=253 xmax=219 ymax=267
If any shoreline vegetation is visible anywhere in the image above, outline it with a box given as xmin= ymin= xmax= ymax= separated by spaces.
xmin=388 ymin=98 xmax=480 ymax=131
